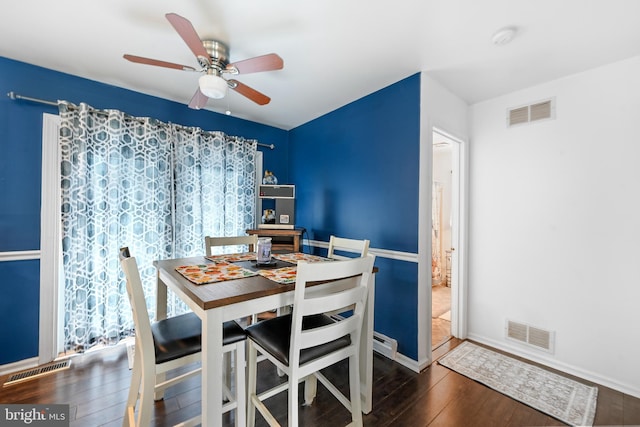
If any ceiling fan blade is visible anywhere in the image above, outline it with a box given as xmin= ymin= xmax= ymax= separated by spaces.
xmin=228 ymin=80 xmax=271 ymax=105
xmin=227 ymin=53 xmax=284 ymax=74
xmin=123 ymin=54 xmax=197 ymax=71
xmin=165 ymin=13 xmax=210 ymax=65
xmin=188 ymin=88 xmax=209 ymax=109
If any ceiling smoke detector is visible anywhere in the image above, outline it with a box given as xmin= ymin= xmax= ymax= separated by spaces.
xmin=491 ymin=26 xmax=517 ymax=46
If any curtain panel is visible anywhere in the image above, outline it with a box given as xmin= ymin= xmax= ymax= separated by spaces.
xmin=58 ymin=101 xmax=256 ymax=351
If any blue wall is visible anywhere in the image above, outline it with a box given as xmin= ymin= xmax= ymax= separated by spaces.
xmin=0 ymin=56 xmax=288 ymax=365
xmin=0 ymin=260 xmax=40 ymax=362
xmin=289 ymin=74 xmax=422 ymax=358
xmin=0 ymin=55 xmax=422 ymax=365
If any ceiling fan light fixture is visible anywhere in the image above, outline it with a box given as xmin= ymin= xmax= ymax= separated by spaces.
xmin=199 ymin=74 xmax=228 ymax=99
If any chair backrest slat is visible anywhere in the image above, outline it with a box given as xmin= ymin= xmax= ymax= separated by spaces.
xmin=299 ymin=315 xmax=360 ymax=350
xmin=327 ymin=236 xmax=370 ymax=260
xmin=205 ymin=235 xmax=258 ymax=256
xmin=299 ymin=284 xmax=364 ymax=316
xmin=289 ymin=254 xmax=375 ymax=365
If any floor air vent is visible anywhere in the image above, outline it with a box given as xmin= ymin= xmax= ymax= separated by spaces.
xmin=506 ymin=320 xmax=555 ymax=353
xmin=507 ymin=98 xmax=555 ymax=127
xmin=3 ymin=359 xmax=71 ymax=387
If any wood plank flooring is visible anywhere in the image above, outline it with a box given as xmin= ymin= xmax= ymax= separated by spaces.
xmin=1 ymin=339 xmax=639 ymax=426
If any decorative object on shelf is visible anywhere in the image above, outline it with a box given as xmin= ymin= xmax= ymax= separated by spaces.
xmin=262 ymin=209 xmax=276 ymax=224
xmin=263 ymin=170 xmax=278 ymax=185
xmin=257 ymin=184 xmax=295 ymax=229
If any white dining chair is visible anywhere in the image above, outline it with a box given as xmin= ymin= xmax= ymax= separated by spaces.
xmin=327 ymin=235 xmax=370 ymax=260
xmin=206 ymin=234 xmax=275 ymax=321
xmin=324 ymin=235 xmax=371 ymax=318
xmin=119 ymin=247 xmax=247 ymax=427
xmin=245 ymin=254 xmax=376 ymax=427
xmin=205 ymin=234 xmax=258 ymax=256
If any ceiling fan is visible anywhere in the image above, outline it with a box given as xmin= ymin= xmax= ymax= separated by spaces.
xmin=123 ymin=13 xmax=284 ymax=109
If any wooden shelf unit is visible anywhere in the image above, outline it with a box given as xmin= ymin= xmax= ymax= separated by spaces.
xmin=246 ymin=228 xmax=304 ymax=252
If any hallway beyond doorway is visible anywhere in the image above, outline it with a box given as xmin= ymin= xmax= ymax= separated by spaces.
xmin=432 ymin=284 xmax=451 ymax=348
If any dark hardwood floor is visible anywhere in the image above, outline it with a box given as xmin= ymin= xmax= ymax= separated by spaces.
xmin=1 ymin=339 xmax=639 ymax=426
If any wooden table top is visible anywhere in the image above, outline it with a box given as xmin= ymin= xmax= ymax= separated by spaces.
xmin=154 ymin=256 xmax=296 ymax=311
xmin=155 ymin=254 xmax=378 ymax=311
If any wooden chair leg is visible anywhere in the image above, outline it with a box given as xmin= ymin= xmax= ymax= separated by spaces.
xmin=288 ymin=375 xmax=299 ymax=427
xmin=154 ymin=372 xmax=166 ymax=400
xmin=234 ymin=343 xmax=246 ymax=427
xmin=123 ymin=340 xmax=144 ymax=427
xmin=246 ymin=342 xmax=258 ymax=427
xmin=349 ymin=354 xmax=363 ymax=427
xmin=123 ymin=356 xmax=142 ymax=427
xmin=137 ymin=369 xmax=155 ymax=427
xmin=303 ymin=375 xmax=317 ymax=405
xmin=223 ymin=351 xmax=232 ymax=394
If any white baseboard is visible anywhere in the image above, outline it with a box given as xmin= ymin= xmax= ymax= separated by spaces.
xmin=0 ymin=357 xmax=39 ymax=376
xmin=467 ymin=333 xmax=640 ymax=400
xmin=392 ymin=352 xmax=421 ymax=373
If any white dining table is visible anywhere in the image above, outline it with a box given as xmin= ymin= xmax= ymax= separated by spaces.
xmin=154 ymin=254 xmax=376 ymax=427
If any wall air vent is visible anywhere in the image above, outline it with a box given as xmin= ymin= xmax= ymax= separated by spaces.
xmin=507 ymin=98 xmax=555 ymax=127
xmin=506 ymin=319 xmax=555 ymax=353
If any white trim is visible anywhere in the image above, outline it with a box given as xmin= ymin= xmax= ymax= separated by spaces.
xmin=455 ymin=130 xmax=470 ymax=340
xmin=39 ymin=113 xmax=61 ymax=364
xmin=417 ymin=117 xmax=433 ymax=366
xmin=392 ymin=352 xmax=422 ymax=373
xmin=304 ymin=239 xmax=418 ymax=263
xmin=436 ymin=127 xmax=469 ymax=340
xmin=416 ymin=124 xmax=469 ymax=367
xmin=0 ymin=357 xmax=39 ymax=377
xmin=0 ymin=251 xmax=40 ymax=261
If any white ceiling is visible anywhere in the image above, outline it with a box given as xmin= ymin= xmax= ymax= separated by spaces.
xmin=2 ymin=0 xmax=640 ymax=130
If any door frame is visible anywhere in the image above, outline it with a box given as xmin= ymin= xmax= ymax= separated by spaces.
xmin=417 ymin=125 xmax=468 ymax=368
xmin=40 ymin=113 xmax=63 ymax=363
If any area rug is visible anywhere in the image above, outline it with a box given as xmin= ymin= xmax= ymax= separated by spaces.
xmin=438 ymin=341 xmax=598 ymax=426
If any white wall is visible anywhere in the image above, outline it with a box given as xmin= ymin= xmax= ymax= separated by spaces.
xmin=468 ymin=55 xmax=640 ymax=397
xmin=418 ymin=73 xmax=469 ymax=367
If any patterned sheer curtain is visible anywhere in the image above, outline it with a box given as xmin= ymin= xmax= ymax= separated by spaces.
xmin=173 ymin=128 xmax=257 ymax=257
xmin=58 ymin=102 xmax=256 ymax=351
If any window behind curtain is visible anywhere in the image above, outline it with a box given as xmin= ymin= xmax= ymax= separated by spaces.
xmin=58 ymin=102 xmax=256 ymax=352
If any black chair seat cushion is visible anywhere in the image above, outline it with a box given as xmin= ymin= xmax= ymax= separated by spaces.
xmin=245 ymin=313 xmax=351 ymax=366
xmin=151 ymin=312 xmax=246 ymax=364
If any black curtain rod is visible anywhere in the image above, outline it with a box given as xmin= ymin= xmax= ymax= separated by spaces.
xmin=6 ymin=91 xmax=275 ymax=150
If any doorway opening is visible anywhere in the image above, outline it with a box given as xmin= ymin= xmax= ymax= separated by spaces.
xmin=431 ymin=130 xmax=456 ymax=349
